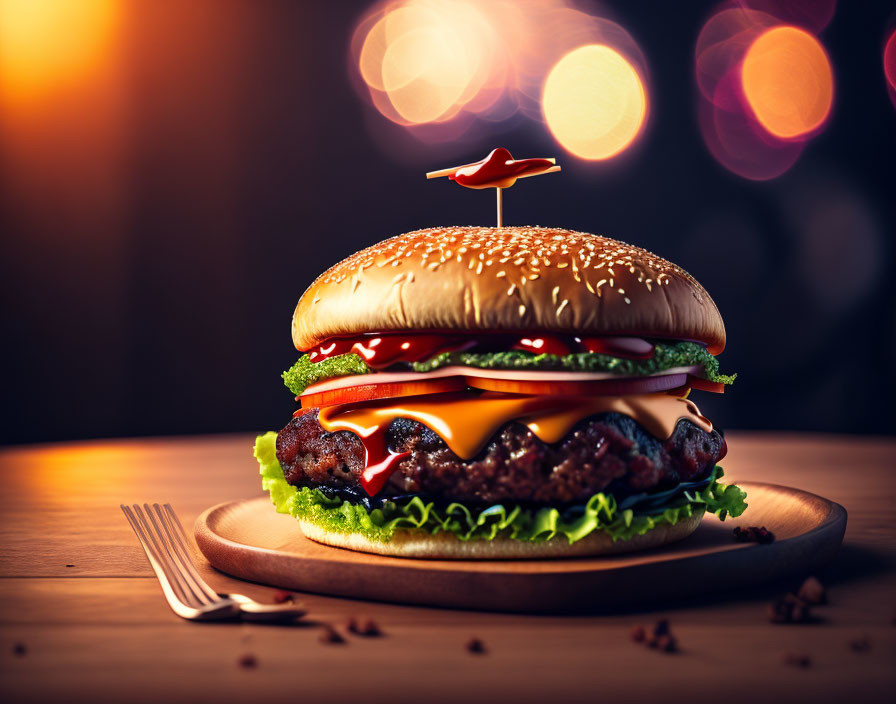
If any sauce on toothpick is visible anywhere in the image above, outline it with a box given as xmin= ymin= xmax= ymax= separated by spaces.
xmin=426 ymin=148 xmax=561 ymax=227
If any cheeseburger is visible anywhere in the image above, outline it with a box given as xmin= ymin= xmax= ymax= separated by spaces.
xmin=255 ymin=226 xmax=746 ymax=559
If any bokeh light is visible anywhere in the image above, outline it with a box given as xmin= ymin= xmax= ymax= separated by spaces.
xmin=779 ymin=168 xmax=884 ymax=319
xmin=356 ymin=1 xmax=500 ymax=126
xmin=734 ymin=0 xmax=837 ymax=33
xmin=698 ymin=77 xmax=804 ymax=181
xmin=0 ymin=0 xmax=118 ymax=103
xmin=542 ymin=45 xmax=647 ymax=160
xmin=741 ymin=26 xmax=833 ymax=138
xmin=694 ymin=6 xmax=834 ymax=180
xmin=885 ymin=28 xmax=896 ymax=109
xmin=351 ymin=0 xmax=648 ymax=160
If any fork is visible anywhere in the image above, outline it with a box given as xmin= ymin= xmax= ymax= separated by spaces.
xmin=121 ymin=503 xmax=306 ymax=622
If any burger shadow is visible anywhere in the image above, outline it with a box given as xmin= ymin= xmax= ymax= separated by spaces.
xmin=551 ymin=541 xmax=894 ymax=617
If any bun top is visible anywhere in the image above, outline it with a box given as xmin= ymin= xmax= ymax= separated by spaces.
xmin=292 ymin=226 xmax=726 ymax=354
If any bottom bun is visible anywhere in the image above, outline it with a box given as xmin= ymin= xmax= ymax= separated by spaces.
xmin=298 ymin=508 xmax=704 ymax=560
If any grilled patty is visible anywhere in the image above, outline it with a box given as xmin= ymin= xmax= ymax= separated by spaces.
xmin=275 ymin=408 xmax=726 ymax=506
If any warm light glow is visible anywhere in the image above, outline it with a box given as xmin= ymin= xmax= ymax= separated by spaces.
xmin=695 ymin=8 xmax=834 ymax=180
xmin=0 ymin=0 xmax=118 ymax=101
xmin=541 ymin=45 xmax=646 ymax=160
xmin=356 ymin=0 xmax=497 ymax=126
xmin=351 ymin=0 xmax=649 ymax=155
xmin=741 ymin=26 xmax=833 ymax=139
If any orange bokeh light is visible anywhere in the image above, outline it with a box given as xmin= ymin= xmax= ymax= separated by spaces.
xmin=741 ymin=26 xmax=833 ymax=139
xmin=0 ymin=0 xmax=118 ymax=102
xmin=541 ymin=45 xmax=646 ymax=160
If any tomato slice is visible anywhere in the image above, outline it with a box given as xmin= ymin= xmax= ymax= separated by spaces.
xmin=686 ymin=375 xmax=725 ymax=394
xmin=298 ymin=370 xmax=719 ymax=411
xmin=299 ymin=377 xmax=467 ymax=410
xmin=463 ymin=373 xmax=688 ymax=396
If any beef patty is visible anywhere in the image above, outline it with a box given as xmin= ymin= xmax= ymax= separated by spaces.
xmin=275 ymin=408 xmax=726 ymax=506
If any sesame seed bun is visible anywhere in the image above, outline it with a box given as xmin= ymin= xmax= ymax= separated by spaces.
xmin=293 ymin=226 xmax=726 ymax=354
xmin=296 ymin=510 xmax=704 ymax=560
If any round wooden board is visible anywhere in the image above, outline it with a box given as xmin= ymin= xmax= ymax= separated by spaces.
xmin=194 ymin=482 xmax=846 ymax=613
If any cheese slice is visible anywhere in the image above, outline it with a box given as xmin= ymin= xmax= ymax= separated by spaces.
xmin=318 ymin=391 xmax=711 ymax=460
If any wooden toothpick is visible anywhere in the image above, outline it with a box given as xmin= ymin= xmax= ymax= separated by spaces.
xmin=426 ymin=149 xmax=559 ymax=229
xmin=496 ymin=188 xmax=503 ymax=228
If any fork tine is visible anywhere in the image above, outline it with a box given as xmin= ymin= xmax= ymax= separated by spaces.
xmin=163 ymin=503 xmax=194 ymax=549
xmin=122 ymin=504 xmax=196 ymax=608
xmin=133 ymin=504 xmax=204 ymax=608
xmin=160 ymin=504 xmax=220 ymax=602
xmin=141 ymin=504 xmax=210 ymax=607
xmin=152 ymin=504 xmax=219 ymax=603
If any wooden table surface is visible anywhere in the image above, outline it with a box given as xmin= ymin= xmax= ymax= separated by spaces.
xmin=1 ymin=431 xmax=894 ymax=703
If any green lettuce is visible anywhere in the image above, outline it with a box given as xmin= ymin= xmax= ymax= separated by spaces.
xmin=282 ymin=341 xmax=736 ymax=396
xmin=282 ymin=353 xmax=371 ymax=396
xmin=255 ymin=432 xmax=747 ymax=545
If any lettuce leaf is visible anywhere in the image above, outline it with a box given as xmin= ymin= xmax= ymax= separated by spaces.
xmin=282 ymin=341 xmax=735 ymax=396
xmin=282 ymin=354 xmax=371 ymax=396
xmin=255 ymin=432 xmax=747 ymax=545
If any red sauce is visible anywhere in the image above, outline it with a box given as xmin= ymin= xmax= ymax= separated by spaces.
xmin=580 ymin=336 xmax=654 ymax=359
xmin=356 ymin=425 xmax=410 ymax=497
xmin=306 ymin=332 xmax=655 ymax=368
xmin=308 ymin=334 xmax=472 ymax=368
xmin=450 ymin=148 xmax=555 ymax=189
xmin=514 ymin=335 xmax=572 ymax=356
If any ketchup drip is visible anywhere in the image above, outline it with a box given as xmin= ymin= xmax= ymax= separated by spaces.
xmin=306 ymin=332 xmax=655 ymax=367
xmin=356 ymin=426 xmax=410 ymax=498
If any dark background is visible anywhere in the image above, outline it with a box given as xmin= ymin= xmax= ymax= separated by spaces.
xmin=1 ymin=0 xmax=894 ymax=445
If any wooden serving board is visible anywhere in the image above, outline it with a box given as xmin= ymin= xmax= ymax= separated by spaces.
xmin=194 ymin=482 xmax=846 ymax=613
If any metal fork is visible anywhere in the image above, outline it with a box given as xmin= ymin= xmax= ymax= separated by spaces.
xmin=122 ymin=503 xmax=306 ymax=622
